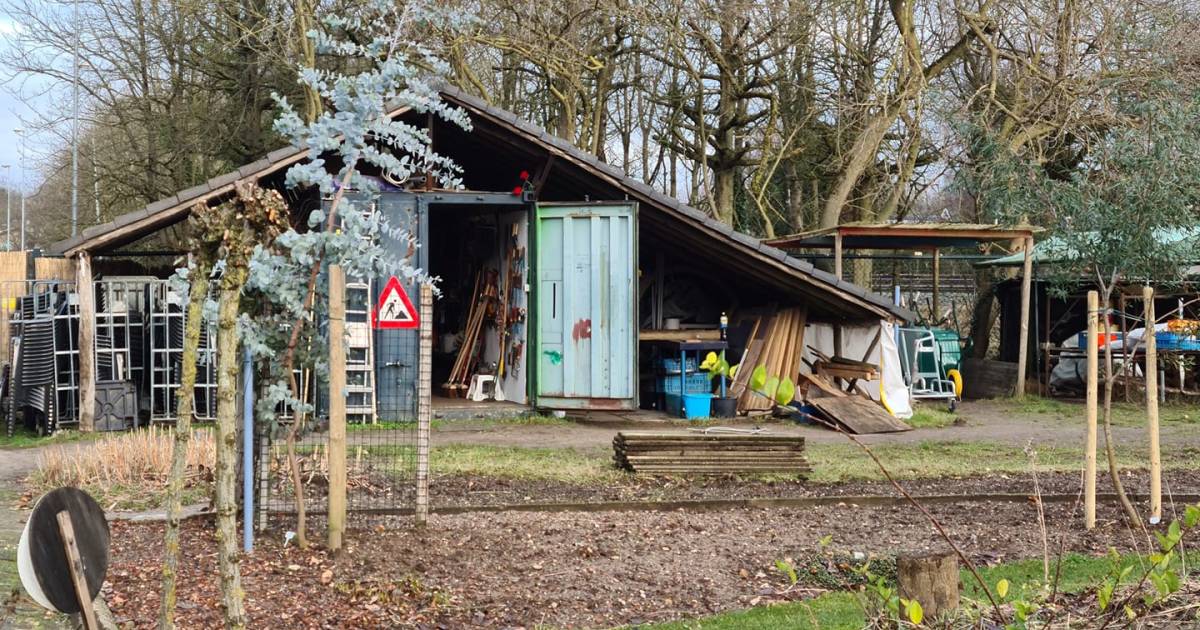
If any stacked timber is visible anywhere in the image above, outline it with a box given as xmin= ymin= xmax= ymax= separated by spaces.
xmin=613 ymin=431 xmax=810 ymax=476
xmin=734 ymin=307 xmax=808 ymax=413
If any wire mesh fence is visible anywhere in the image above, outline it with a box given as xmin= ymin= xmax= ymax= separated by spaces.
xmin=261 ymin=274 xmax=422 ymax=519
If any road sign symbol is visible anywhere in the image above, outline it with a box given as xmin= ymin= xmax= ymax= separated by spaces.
xmin=374 ymin=276 xmax=419 ymax=329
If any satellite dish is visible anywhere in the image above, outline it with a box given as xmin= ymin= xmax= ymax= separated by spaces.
xmin=17 ymin=487 xmax=110 ymax=616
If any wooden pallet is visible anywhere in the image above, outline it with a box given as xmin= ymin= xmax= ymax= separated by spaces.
xmin=613 ymin=431 xmax=810 ymax=476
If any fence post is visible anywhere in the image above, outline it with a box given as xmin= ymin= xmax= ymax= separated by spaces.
xmin=416 ymin=284 xmax=433 ymax=525
xmin=76 ymin=252 xmax=95 ymax=433
xmin=1144 ymin=286 xmax=1161 ymax=524
xmin=1085 ymin=290 xmax=1098 ymax=529
xmin=327 ymin=265 xmax=347 ymax=551
xmin=242 ymin=346 xmax=254 ymax=552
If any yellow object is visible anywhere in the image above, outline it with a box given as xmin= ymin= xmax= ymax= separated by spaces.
xmin=947 ymin=368 xmax=963 ymax=398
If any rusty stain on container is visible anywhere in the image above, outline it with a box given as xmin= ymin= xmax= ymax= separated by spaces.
xmin=572 ymin=318 xmax=592 ymax=342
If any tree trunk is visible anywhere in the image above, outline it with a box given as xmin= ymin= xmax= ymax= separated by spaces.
xmin=215 ymin=265 xmax=247 ymax=629
xmin=159 ymin=261 xmax=211 ymax=630
xmin=1101 ymin=314 xmax=1142 ymax=527
xmin=968 ymin=267 xmax=998 ymax=359
xmin=898 ymin=550 xmax=960 ymax=619
xmin=712 ymin=167 xmax=736 ymax=225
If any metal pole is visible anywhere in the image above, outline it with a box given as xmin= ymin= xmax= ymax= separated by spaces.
xmin=242 ymin=346 xmax=254 ymax=552
xmin=70 ymin=0 xmax=80 ymax=237
xmin=14 ymin=128 xmax=23 ymax=251
xmin=2 ymin=165 xmax=9 ymax=250
xmin=91 ymin=136 xmax=100 ymax=223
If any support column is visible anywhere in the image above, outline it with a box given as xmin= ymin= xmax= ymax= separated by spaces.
xmin=833 ymin=231 xmax=843 ymax=280
xmin=931 ymin=248 xmax=941 ymax=322
xmin=76 ymin=252 xmax=95 ymax=433
xmin=1014 ymin=236 xmax=1034 ymax=396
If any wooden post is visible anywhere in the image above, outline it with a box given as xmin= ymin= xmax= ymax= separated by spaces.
xmin=1085 ymin=290 xmax=1099 ymax=529
xmin=76 ymin=252 xmax=95 ymax=433
xmin=833 ymin=231 xmax=843 ymax=280
xmin=1144 ymin=286 xmax=1161 ymax=524
xmin=931 ymin=248 xmax=941 ymax=322
xmin=327 ymin=265 xmax=346 ymax=551
xmin=1014 ymin=237 xmax=1034 ymax=396
xmin=897 ymin=551 xmax=959 ymax=619
xmin=415 ymin=284 xmax=433 ymax=525
xmin=56 ymin=511 xmax=99 ymax=630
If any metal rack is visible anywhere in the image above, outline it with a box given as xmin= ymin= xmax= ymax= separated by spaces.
xmin=344 ymin=279 xmax=376 ymax=423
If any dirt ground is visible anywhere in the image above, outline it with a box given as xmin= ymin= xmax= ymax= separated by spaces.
xmin=102 ymin=497 xmax=1156 ymax=629
xmin=433 ymin=399 xmax=1200 ymax=450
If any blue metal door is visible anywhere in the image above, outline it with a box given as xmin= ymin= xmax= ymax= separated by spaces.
xmin=535 ymin=203 xmax=636 ymax=409
xmin=373 ymin=193 xmax=425 ymax=421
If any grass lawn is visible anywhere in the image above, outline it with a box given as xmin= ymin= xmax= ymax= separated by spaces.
xmin=646 ymin=552 xmax=1185 ymax=629
xmin=906 ymin=405 xmax=959 ymax=429
xmin=0 ymin=426 xmax=101 ymax=449
xmin=1013 ymin=395 xmax=1198 ymax=427
xmin=348 ymin=414 xmax=571 ymax=433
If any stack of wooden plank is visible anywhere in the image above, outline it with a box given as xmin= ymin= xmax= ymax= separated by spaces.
xmin=733 ymin=307 xmax=808 ymax=413
xmin=442 ymin=270 xmax=497 ymax=397
xmin=613 ymin=431 xmax=811 ymax=476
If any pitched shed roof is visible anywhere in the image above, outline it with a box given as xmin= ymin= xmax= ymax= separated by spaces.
xmin=50 ymin=87 xmax=911 ymax=322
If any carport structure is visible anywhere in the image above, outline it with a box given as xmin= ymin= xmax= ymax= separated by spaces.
xmin=766 ymin=222 xmax=1042 ymax=394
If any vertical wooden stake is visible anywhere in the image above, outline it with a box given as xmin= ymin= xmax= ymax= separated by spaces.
xmin=327 ymin=265 xmax=347 ymax=551
xmin=76 ymin=252 xmax=96 ymax=432
xmin=833 ymin=231 xmax=844 ymax=280
xmin=931 ymin=248 xmax=941 ymax=322
xmin=56 ymin=511 xmax=98 ymax=630
xmin=416 ymin=284 xmax=433 ymax=525
xmin=1014 ymin=237 xmax=1034 ymax=396
xmin=1144 ymin=286 xmax=1161 ymax=523
xmin=1085 ymin=290 xmax=1099 ymax=529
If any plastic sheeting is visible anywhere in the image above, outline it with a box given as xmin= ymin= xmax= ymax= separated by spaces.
xmin=802 ymin=320 xmax=913 ymax=419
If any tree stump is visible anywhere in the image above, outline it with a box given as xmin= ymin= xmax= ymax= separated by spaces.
xmin=897 ymin=550 xmax=960 ymax=619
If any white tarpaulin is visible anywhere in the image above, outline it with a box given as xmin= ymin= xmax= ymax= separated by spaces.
xmin=802 ymin=320 xmax=913 ymax=419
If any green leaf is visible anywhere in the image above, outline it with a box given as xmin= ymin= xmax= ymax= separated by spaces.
xmin=1185 ymin=504 xmax=1200 ymax=528
xmin=997 ymin=578 xmax=1009 ymax=599
xmin=1124 ymin=605 xmax=1136 ymax=620
xmin=763 ymin=376 xmax=780 ymax=399
xmin=1168 ymin=520 xmax=1181 ymax=545
xmin=1098 ymin=581 xmax=1114 ymax=611
xmin=906 ymin=599 xmax=924 ymax=625
xmin=818 ymin=534 xmax=833 ymax=548
xmin=749 ymin=365 xmax=767 ymax=392
xmin=776 ymin=377 xmax=795 ymax=406
xmin=729 ymin=363 xmax=739 ymax=379
xmin=700 ymin=352 xmax=719 ymax=370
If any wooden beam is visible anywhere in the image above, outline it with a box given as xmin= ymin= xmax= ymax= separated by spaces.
xmin=1014 ymin=237 xmax=1033 ymax=396
xmin=327 ymin=265 xmax=347 ymax=552
xmin=931 ymin=248 xmax=941 ymax=321
xmin=833 ymin=231 xmax=843 ymax=279
xmin=76 ymin=253 xmax=95 ymax=433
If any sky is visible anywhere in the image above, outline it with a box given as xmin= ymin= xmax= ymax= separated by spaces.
xmin=0 ymin=9 xmax=56 ymax=195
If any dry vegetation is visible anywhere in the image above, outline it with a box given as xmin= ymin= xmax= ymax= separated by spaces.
xmin=29 ymin=426 xmax=215 ymax=511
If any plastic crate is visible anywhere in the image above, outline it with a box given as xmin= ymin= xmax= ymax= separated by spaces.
xmin=1160 ymin=331 xmax=1200 ymax=350
xmin=657 ymin=373 xmax=711 ymax=395
xmin=658 ymin=356 xmax=698 ymax=374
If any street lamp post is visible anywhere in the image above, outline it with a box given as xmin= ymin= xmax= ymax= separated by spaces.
xmin=1 ymin=164 xmax=10 ymax=250
xmin=14 ymin=128 xmax=24 ymax=251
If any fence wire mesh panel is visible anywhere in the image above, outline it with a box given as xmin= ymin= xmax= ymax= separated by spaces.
xmin=262 ymin=274 xmax=420 ymax=518
xmin=2 ymin=280 xmax=78 ymax=437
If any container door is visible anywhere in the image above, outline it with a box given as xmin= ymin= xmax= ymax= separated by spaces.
xmin=373 ymin=193 xmax=425 ymax=421
xmin=534 ymin=203 xmax=636 ymax=410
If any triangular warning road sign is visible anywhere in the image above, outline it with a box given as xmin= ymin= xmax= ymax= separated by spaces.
xmin=373 ymin=276 xmax=419 ymax=329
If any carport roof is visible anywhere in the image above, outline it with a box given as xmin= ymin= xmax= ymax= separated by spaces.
xmin=50 ymin=87 xmax=913 ymax=323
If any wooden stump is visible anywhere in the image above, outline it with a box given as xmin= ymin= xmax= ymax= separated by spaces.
xmin=897 ymin=551 xmax=959 ymax=619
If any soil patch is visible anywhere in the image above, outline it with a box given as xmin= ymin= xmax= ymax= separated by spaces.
xmin=426 ymin=469 xmax=1200 ymax=509
xmin=105 ymin=496 xmax=1159 ymax=629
